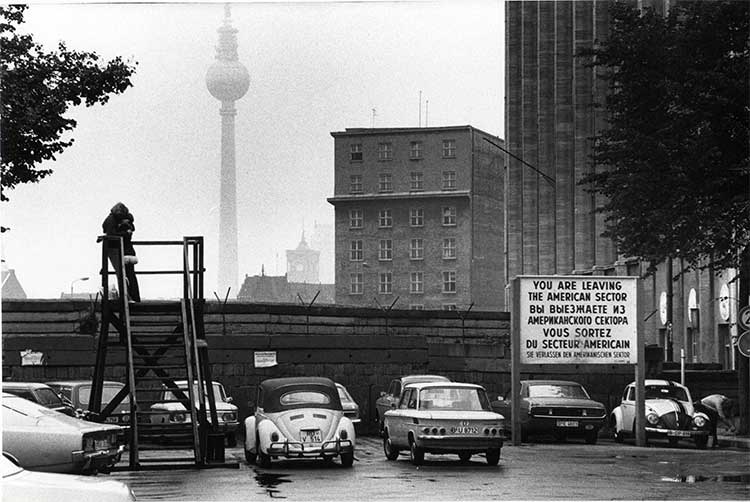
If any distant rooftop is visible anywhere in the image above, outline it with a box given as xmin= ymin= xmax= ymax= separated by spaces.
xmin=331 ymin=125 xmax=502 ymax=141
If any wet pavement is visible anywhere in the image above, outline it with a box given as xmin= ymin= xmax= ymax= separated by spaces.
xmin=108 ymin=435 xmax=750 ymax=500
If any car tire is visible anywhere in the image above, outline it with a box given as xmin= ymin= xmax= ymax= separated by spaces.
xmin=486 ymin=448 xmax=500 ymax=466
xmin=340 ymin=451 xmax=354 ymax=468
xmin=694 ymin=436 xmax=708 ymax=450
xmin=458 ymin=452 xmax=472 ymax=462
xmin=584 ymin=430 xmax=598 ymax=445
xmin=613 ymin=428 xmax=624 ymax=443
xmin=227 ymin=433 xmax=237 ymax=448
xmin=383 ymin=433 xmax=400 ymax=461
xmin=409 ymin=438 xmax=424 ymax=466
xmin=245 ymin=448 xmax=256 ymax=464
xmin=256 ymin=434 xmax=272 ymax=468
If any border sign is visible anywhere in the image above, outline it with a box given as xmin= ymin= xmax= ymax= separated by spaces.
xmin=739 ymin=306 xmax=750 ymax=331
xmin=518 ymin=276 xmax=638 ymax=364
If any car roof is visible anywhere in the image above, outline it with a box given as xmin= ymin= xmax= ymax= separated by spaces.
xmin=2 ymin=382 xmax=54 ymax=390
xmin=400 ymin=375 xmax=450 ymax=384
xmin=405 ymin=382 xmax=485 ymax=391
xmin=45 ymin=380 xmax=123 ymax=386
xmin=628 ymin=379 xmax=685 ymax=388
xmin=522 ymin=380 xmax=585 ymax=387
xmin=260 ymin=377 xmax=336 ymax=392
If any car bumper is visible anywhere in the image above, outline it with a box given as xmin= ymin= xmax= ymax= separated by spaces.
xmin=267 ymin=439 xmax=354 ymax=459
xmin=72 ymin=445 xmax=125 ymax=473
xmin=526 ymin=417 xmax=605 ymax=435
xmin=416 ymin=435 xmax=504 ymax=452
xmin=645 ymin=427 xmax=709 ymax=438
xmin=216 ymin=421 xmax=240 ymax=435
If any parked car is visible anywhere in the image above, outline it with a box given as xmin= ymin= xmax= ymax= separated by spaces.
xmin=148 ymin=380 xmax=239 ymax=447
xmin=2 ymin=382 xmax=76 ymax=417
xmin=243 ymin=377 xmax=355 ymax=468
xmin=45 ymin=380 xmax=130 ymax=427
xmin=336 ymin=383 xmax=361 ymax=424
xmin=491 ymin=380 xmax=606 ymax=444
xmin=382 ymin=382 xmax=504 ymax=466
xmin=375 ymin=375 xmax=450 ymax=433
xmin=610 ymin=379 xmax=711 ymax=448
xmin=2 ymin=393 xmax=124 ymax=474
xmin=1 ymin=454 xmax=136 ymax=502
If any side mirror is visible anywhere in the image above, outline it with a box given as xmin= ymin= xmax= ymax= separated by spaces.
xmin=226 ymin=396 xmax=233 ymax=403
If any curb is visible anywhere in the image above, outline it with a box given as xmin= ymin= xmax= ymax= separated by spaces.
xmin=717 ymin=435 xmax=750 ymax=450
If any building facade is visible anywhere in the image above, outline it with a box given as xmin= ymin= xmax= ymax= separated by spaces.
xmin=328 ymin=126 xmax=505 ymax=311
xmin=505 ymin=0 xmax=740 ymax=368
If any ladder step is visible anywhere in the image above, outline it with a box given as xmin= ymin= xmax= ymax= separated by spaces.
xmin=135 ymin=376 xmax=188 ymax=382
xmin=133 ymin=365 xmax=187 ymax=370
xmin=135 ymin=456 xmax=197 ymax=461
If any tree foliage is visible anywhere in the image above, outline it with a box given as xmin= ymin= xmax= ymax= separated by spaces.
xmin=0 ymin=5 xmax=137 ymax=201
xmin=582 ymin=1 xmax=749 ymax=272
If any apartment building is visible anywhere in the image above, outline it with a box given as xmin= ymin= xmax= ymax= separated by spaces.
xmin=328 ymin=126 xmax=505 ymax=311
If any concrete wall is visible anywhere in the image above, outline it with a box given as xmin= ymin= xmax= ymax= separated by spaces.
xmin=4 ymin=300 xmax=736 ymax=434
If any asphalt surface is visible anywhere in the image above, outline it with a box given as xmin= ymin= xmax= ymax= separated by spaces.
xmin=106 ymin=435 xmax=749 ymax=501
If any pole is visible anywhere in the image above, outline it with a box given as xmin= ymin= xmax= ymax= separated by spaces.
xmin=680 ymin=349 xmax=685 ymax=385
xmin=666 ymin=257 xmax=674 ymax=361
xmin=511 ymin=278 xmax=521 ymax=446
xmin=635 ymin=278 xmax=646 ymax=447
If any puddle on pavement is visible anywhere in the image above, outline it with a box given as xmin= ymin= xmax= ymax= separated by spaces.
xmin=661 ymin=474 xmax=750 ymax=484
xmin=254 ymin=470 xmax=292 ymax=498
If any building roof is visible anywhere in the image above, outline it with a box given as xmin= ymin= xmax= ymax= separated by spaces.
xmin=237 ymin=273 xmax=334 ymax=304
xmin=330 ymin=125 xmax=502 ymax=141
xmin=1 ymin=268 xmax=27 ymax=299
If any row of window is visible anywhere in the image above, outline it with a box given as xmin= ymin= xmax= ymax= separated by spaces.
xmin=349 ymin=270 xmax=457 ymax=295
xmin=349 ymin=207 xmax=457 ymax=228
xmin=349 ymin=238 xmax=457 ymax=261
xmin=350 ymin=139 xmax=456 ymax=162
xmin=348 ymin=171 xmax=457 ymax=194
xmin=410 ymin=304 xmax=458 ymax=311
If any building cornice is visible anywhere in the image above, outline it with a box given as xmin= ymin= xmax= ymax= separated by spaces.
xmin=327 ymin=190 xmax=471 ymax=205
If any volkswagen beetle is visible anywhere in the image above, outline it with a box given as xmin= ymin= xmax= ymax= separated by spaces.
xmin=243 ymin=377 xmax=355 ymax=467
xmin=382 ymin=382 xmax=504 ymax=466
xmin=610 ymin=379 xmax=711 ymax=448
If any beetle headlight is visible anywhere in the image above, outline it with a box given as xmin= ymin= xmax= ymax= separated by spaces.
xmin=693 ymin=415 xmax=707 ymax=427
xmin=270 ymin=431 xmax=279 ymax=442
xmin=646 ymin=413 xmax=659 ymax=425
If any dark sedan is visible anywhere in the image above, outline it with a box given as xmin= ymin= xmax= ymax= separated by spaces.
xmin=491 ymin=380 xmax=606 ymax=444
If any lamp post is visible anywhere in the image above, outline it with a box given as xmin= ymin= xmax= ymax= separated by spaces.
xmin=70 ymin=277 xmax=89 ymax=295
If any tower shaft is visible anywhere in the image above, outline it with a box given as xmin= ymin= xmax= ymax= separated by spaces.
xmin=218 ymin=101 xmax=238 ymax=295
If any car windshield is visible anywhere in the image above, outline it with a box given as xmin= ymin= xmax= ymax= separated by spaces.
xmin=163 ymin=382 xmax=227 ymax=402
xmin=78 ymin=384 xmax=130 ymax=406
xmin=528 ymin=384 xmax=589 ymax=399
xmin=645 ymin=385 xmax=689 ymax=401
xmin=35 ymin=388 xmax=64 ymax=407
xmin=419 ymin=387 xmax=491 ymax=411
xmin=336 ymin=386 xmax=353 ymax=404
xmin=280 ymin=391 xmax=331 ymax=406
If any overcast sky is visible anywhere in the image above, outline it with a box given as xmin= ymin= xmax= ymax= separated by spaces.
xmin=2 ymin=0 xmax=504 ymax=299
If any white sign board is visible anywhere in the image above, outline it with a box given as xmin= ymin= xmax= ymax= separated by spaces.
xmin=254 ymin=351 xmax=278 ymax=368
xmin=519 ymin=276 xmax=638 ymax=364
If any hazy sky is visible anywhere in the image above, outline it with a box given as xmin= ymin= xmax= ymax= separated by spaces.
xmin=2 ymin=0 xmax=504 ymax=299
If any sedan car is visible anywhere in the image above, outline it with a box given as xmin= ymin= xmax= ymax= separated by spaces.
xmin=375 ymin=374 xmax=450 ymax=433
xmin=2 ymin=382 xmax=76 ymax=416
xmin=2 ymin=393 xmax=124 ymax=474
xmin=2 ymin=454 xmax=135 ymax=502
xmin=148 ymin=380 xmax=239 ymax=447
xmin=243 ymin=377 xmax=355 ymax=468
xmin=45 ymin=380 xmax=130 ymax=427
xmin=336 ymin=383 xmax=361 ymax=424
xmin=382 ymin=382 xmax=504 ymax=466
xmin=610 ymin=379 xmax=711 ymax=448
xmin=491 ymin=380 xmax=606 ymax=444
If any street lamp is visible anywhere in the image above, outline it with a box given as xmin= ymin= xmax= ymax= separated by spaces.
xmin=70 ymin=276 xmax=89 ymax=295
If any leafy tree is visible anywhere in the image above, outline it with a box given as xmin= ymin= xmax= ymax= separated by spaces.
xmin=0 ymin=5 xmax=137 ymax=202
xmin=582 ymin=1 xmax=749 ymax=272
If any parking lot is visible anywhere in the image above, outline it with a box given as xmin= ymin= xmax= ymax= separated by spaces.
xmin=108 ymin=436 xmax=750 ymax=500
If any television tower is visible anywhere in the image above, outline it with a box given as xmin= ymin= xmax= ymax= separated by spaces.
xmin=206 ymin=4 xmax=249 ymax=296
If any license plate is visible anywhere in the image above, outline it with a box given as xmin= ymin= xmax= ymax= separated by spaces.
xmin=94 ymin=439 xmax=110 ymax=450
xmin=556 ymin=420 xmax=579 ymax=428
xmin=450 ymin=427 xmax=478 ymax=434
xmin=105 ymin=416 xmax=118 ymax=424
xmin=299 ymin=430 xmax=322 ymax=443
xmin=667 ymin=430 xmax=691 ymax=437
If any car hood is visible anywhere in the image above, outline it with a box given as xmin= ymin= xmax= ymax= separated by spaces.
xmin=151 ymin=401 xmax=238 ymax=413
xmin=645 ymin=398 xmax=693 ymax=416
xmin=4 ymin=468 xmax=133 ymax=502
xmin=527 ymin=397 xmax=604 ymax=409
xmin=268 ymin=408 xmax=343 ymax=442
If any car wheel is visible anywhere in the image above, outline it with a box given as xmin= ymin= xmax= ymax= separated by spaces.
xmin=256 ymin=434 xmax=272 ymax=468
xmin=694 ymin=436 xmax=708 ymax=450
xmin=584 ymin=430 xmax=598 ymax=445
xmin=613 ymin=427 xmax=624 ymax=443
xmin=486 ymin=448 xmax=500 ymax=466
xmin=409 ymin=438 xmax=424 ymax=466
xmin=245 ymin=448 xmax=256 ymax=464
xmin=383 ymin=433 xmax=400 ymax=461
xmin=377 ymin=413 xmax=384 ymax=435
xmin=458 ymin=452 xmax=472 ymax=462
xmin=227 ymin=433 xmax=237 ymax=448
xmin=340 ymin=451 xmax=354 ymax=468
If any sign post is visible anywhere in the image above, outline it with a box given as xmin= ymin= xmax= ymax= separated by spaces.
xmin=510 ymin=276 xmax=644 ymax=446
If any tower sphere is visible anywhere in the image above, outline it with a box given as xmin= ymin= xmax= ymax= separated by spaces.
xmin=206 ymin=61 xmax=250 ymax=102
